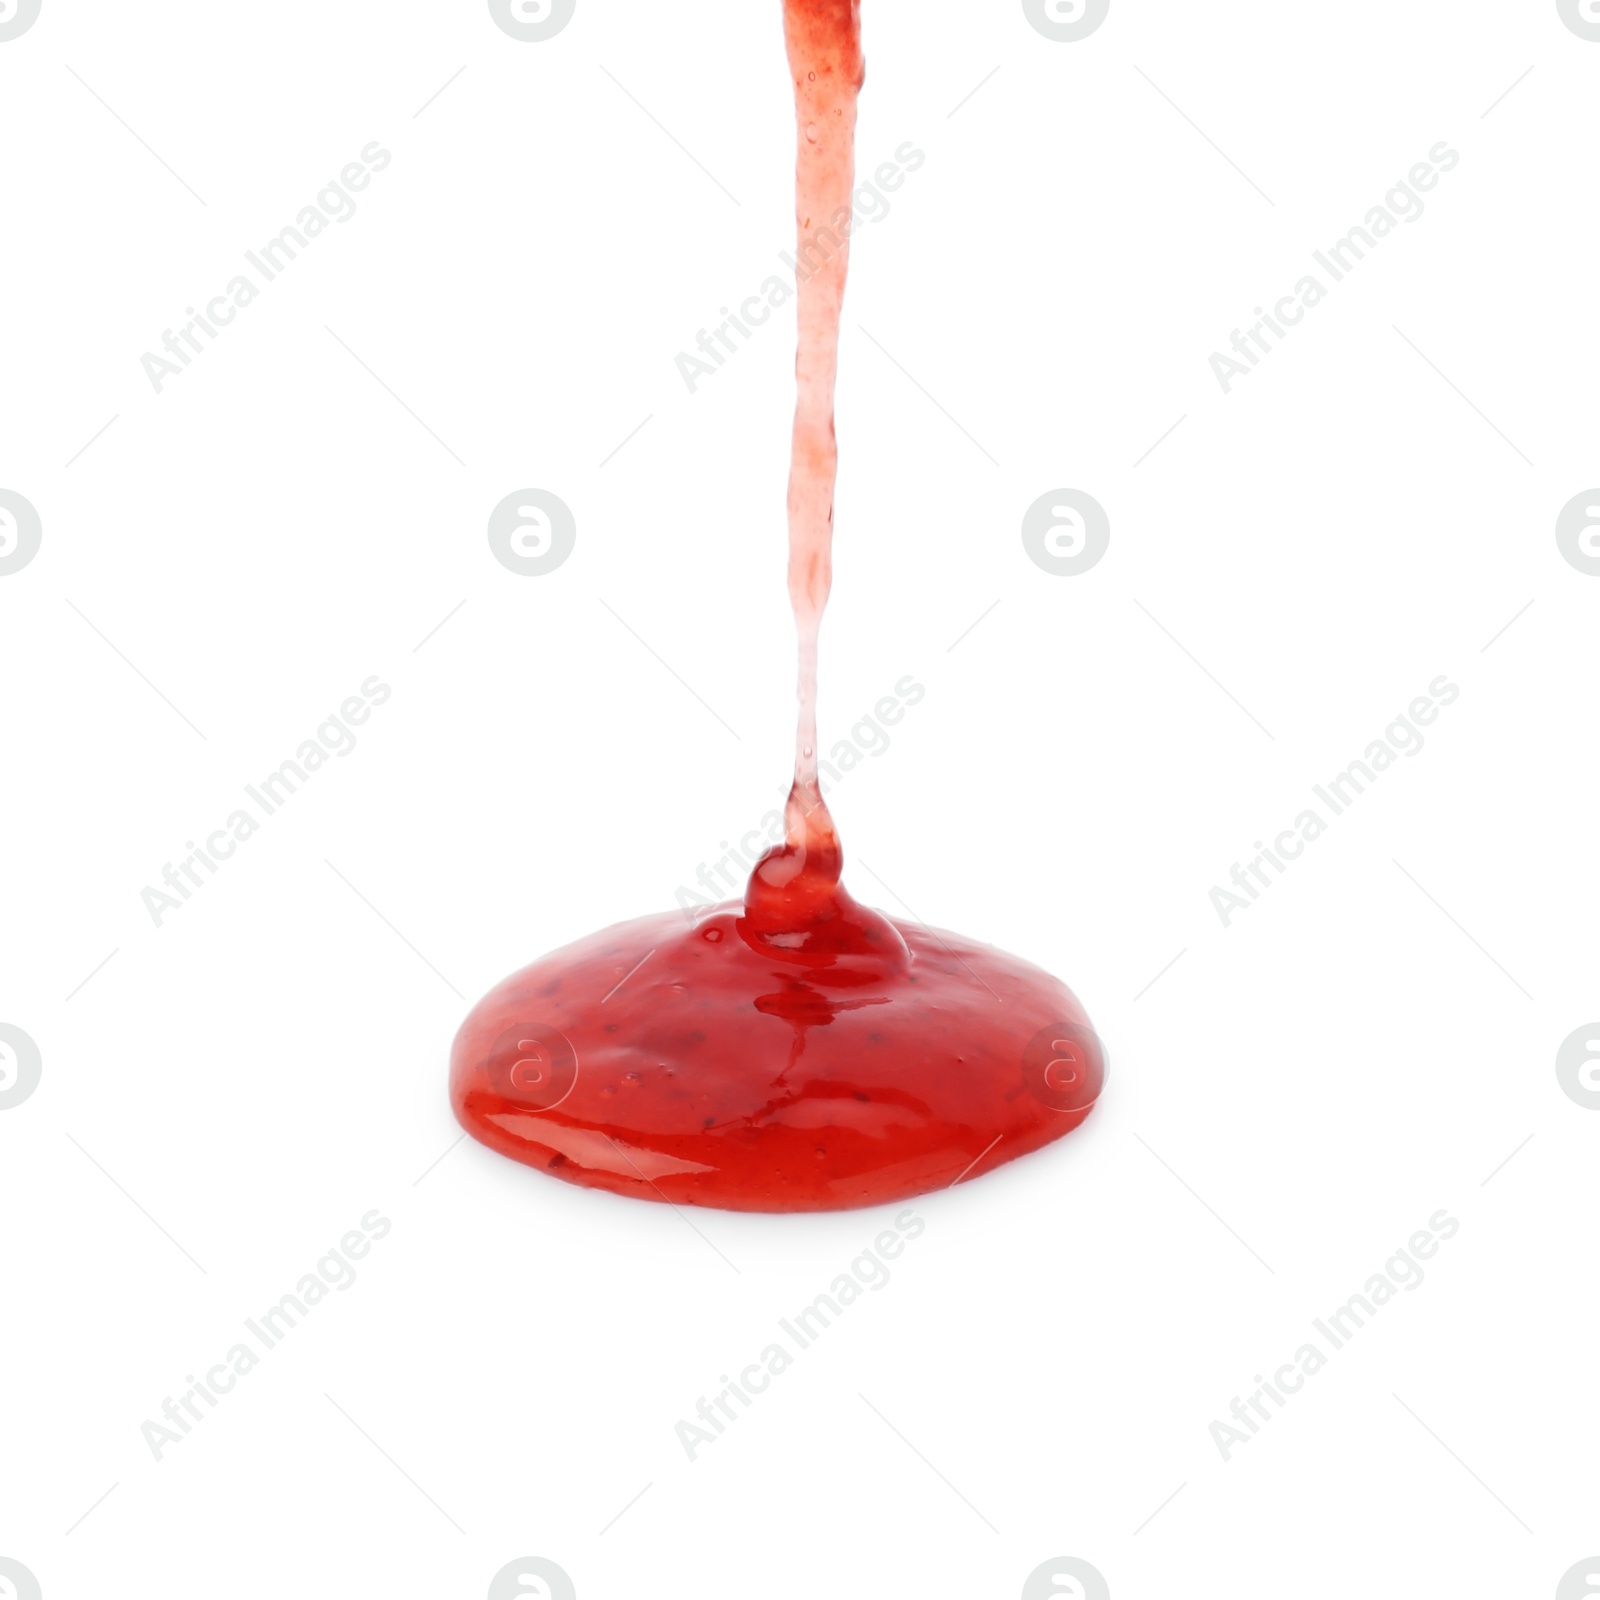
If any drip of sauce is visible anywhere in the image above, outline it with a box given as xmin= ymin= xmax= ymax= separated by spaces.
xmin=450 ymin=0 xmax=1102 ymax=1211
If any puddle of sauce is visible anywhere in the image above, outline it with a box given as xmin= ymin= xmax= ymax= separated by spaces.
xmin=449 ymin=0 xmax=1102 ymax=1211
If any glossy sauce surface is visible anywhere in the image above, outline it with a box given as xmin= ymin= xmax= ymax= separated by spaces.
xmin=450 ymin=0 xmax=1103 ymax=1211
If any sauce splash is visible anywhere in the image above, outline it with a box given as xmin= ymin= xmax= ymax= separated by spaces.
xmin=449 ymin=0 xmax=1102 ymax=1211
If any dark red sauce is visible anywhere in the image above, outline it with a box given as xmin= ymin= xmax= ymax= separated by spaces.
xmin=449 ymin=0 xmax=1103 ymax=1211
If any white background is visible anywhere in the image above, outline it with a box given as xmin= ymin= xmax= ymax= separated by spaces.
xmin=2 ymin=2 xmax=1598 ymax=1596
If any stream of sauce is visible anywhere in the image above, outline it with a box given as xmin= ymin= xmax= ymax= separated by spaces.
xmin=449 ymin=0 xmax=1102 ymax=1211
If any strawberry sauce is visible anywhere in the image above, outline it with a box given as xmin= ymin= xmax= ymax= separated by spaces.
xmin=449 ymin=0 xmax=1102 ymax=1211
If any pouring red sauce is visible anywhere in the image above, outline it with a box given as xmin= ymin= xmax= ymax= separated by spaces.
xmin=449 ymin=0 xmax=1103 ymax=1211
